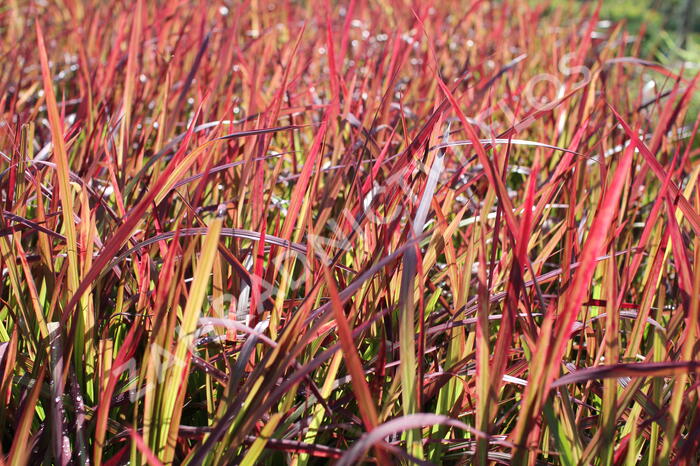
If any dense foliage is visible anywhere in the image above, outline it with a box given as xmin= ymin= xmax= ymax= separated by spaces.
xmin=0 ymin=1 xmax=698 ymax=464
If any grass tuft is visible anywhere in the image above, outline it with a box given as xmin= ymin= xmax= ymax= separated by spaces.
xmin=0 ymin=1 xmax=699 ymax=464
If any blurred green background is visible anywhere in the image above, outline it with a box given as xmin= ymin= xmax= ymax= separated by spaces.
xmin=544 ymin=0 xmax=699 ymax=119
xmin=549 ymin=0 xmax=699 ymax=67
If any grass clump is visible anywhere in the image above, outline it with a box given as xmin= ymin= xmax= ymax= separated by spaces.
xmin=0 ymin=0 xmax=699 ymax=464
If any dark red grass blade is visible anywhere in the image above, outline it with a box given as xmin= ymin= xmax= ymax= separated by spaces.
xmin=552 ymin=361 xmax=700 ymax=388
